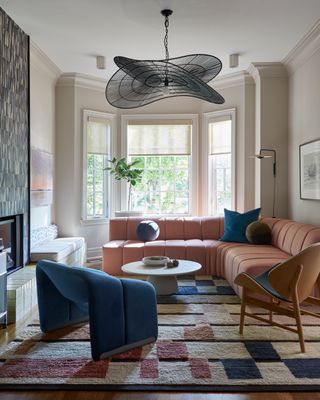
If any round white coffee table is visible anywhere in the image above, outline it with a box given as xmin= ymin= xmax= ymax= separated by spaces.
xmin=121 ymin=260 xmax=202 ymax=295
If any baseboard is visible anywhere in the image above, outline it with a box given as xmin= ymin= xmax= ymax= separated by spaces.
xmin=86 ymin=247 xmax=102 ymax=260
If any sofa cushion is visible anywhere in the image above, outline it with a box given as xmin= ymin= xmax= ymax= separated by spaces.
xmin=221 ymin=244 xmax=289 ymax=296
xmin=31 ymin=241 xmax=74 ymax=262
xmin=102 ymin=240 xmax=126 ymax=275
xmin=31 ymin=237 xmax=85 ymax=262
xmin=220 ymin=208 xmax=261 ymax=243
xmin=54 ymin=237 xmax=85 ymax=251
xmin=261 ymin=217 xmax=320 ymax=255
xmin=201 ymin=217 xmax=223 ymax=240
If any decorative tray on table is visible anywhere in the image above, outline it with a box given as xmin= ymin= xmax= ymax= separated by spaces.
xmin=142 ymin=256 xmax=170 ymax=266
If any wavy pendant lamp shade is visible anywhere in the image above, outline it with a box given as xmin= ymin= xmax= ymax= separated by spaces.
xmin=106 ymin=9 xmax=225 ymax=109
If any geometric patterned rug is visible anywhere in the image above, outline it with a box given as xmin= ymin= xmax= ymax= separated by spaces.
xmin=1 ymin=275 xmax=320 ymax=391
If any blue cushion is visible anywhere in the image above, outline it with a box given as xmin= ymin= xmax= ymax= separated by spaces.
xmin=220 ymin=208 xmax=261 ymax=243
xmin=136 ymin=220 xmax=160 ymax=242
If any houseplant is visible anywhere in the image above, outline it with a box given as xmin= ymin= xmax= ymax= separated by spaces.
xmin=106 ymin=157 xmax=144 ymax=216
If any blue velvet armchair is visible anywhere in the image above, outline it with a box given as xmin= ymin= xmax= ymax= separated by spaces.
xmin=36 ymin=260 xmax=158 ymax=361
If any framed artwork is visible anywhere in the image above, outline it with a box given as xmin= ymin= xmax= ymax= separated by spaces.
xmin=299 ymin=139 xmax=320 ymax=200
xmin=31 ymin=148 xmax=53 ymax=207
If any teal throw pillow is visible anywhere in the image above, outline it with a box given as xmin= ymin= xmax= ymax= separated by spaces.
xmin=220 ymin=208 xmax=261 ymax=243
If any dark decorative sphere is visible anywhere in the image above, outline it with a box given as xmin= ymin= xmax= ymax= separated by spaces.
xmin=246 ymin=221 xmax=272 ymax=245
xmin=136 ymin=220 xmax=160 ymax=242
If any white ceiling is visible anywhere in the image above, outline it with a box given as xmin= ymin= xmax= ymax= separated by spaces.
xmin=1 ymin=0 xmax=320 ymax=80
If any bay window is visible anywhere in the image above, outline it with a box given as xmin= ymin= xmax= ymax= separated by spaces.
xmin=122 ymin=115 xmax=198 ymax=215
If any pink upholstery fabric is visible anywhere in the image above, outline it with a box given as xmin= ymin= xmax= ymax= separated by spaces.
xmin=102 ymin=216 xmax=320 ymax=297
xmin=102 ymin=240 xmax=125 ymax=275
xmin=201 ymin=217 xmax=223 ymax=240
xmin=261 ymin=217 xmax=320 ymax=255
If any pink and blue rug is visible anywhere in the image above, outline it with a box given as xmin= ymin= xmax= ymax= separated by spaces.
xmin=1 ymin=275 xmax=320 ymax=391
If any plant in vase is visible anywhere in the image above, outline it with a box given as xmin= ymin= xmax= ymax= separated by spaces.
xmin=105 ymin=157 xmax=143 ymax=214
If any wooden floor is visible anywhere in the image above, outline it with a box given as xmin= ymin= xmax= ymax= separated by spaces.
xmin=1 ymin=310 xmax=320 ymax=400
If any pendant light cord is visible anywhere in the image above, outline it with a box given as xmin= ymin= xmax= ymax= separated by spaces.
xmin=164 ymin=15 xmax=169 ymax=60
xmin=164 ymin=14 xmax=169 ymax=86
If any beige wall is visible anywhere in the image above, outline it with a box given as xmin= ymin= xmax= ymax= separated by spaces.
xmin=55 ymin=73 xmax=256 ymax=258
xmin=249 ymin=63 xmax=288 ymax=219
xmin=287 ymin=44 xmax=320 ymax=224
xmin=30 ymin=42 xmax=60 ymax=230
xmin=201 ymin=77 xmax=256 ymax=213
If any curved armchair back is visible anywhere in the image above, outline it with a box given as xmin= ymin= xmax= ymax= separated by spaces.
xmin=36 ymin=260 xmax=158 ymax=360
xmin=268 ymin=243 xmax=320 ymax=302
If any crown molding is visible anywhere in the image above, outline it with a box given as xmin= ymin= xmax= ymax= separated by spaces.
xmin=56 ymin=72 xmax=107 ymax=92
xmin=247 ymin=62 xmax=287 ymax=81
xmin=30 ymin=41 xmax=61 ymax=79
xmin=212 ymin=70 xmax=254 ymax=90
xmin=283 ymin=19 xmax=320 ymax=75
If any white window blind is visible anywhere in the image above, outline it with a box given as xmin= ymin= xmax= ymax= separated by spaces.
xmin=87 ymin=117 xmax=110 ymax=155
xmin=209 ymin=117 xmax=232 ymax=155
xmin=128 ymin=121 xmax=192 ymax=155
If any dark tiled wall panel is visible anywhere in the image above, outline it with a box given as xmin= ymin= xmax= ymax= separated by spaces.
xmin=0 ymin=8 xmax=29 ymax=262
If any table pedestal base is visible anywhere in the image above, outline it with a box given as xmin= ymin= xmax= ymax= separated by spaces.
xmin=147 ymin=275 xmax=178 ymax=295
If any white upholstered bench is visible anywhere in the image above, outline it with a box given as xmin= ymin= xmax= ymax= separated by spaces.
xmin=30 ymin=225 xmax=86 ymax=266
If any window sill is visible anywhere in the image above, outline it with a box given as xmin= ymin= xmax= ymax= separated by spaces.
xmin=80 ymin=218 xmax=109 ymax=226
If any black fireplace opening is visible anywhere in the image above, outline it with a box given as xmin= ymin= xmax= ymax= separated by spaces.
xmin=0 ymin=215 xmax=23 ymax=274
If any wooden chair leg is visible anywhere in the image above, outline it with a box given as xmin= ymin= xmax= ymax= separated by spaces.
xmin=292 ymin=292 xmax=305 ymax=353
xmin=269 ymin=298 xmax=273 ymax=322
xmin=239 ymin=288 xmax=247 ymax=334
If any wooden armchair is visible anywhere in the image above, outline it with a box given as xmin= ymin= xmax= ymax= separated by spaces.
xmin=234 ymin=243 xmax=320 ymax=352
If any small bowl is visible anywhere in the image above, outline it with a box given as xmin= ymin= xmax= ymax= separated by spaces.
xmin=142 ymin=256 xmax=170 ymax=266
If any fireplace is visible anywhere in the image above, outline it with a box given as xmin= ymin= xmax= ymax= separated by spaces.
xmin=0 ymin=215 xmax=23 ymax=274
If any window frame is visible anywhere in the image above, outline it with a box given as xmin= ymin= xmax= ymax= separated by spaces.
xmin=202 ymin=109 xmax=236 ymax=215
xmin=121 ymin=114 xmax=199 ymax=216
xmin=81 ymin=109 xmax=116 ymax=225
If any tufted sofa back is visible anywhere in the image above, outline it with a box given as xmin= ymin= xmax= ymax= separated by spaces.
xmin=261 ymin=217 xmax=320 ymax=255
xmin=109 ymin=216 xmax=320 ymax=256
xmin=109 ymin=217 xmax=225 ymax=241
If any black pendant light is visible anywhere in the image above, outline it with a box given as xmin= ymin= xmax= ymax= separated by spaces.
xmin=106 ymin=9 xmax=225 ymax=109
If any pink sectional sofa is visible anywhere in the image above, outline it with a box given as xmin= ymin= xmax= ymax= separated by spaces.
xmin=102 ymin=216 xmax=320 ymax=295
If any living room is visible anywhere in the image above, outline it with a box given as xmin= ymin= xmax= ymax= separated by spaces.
xmin=1 ymin=0 xmax=320 ymax=398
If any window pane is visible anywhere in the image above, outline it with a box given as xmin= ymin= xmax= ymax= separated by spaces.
xmin=209 ymin=120 xmax=231 ymax=154
xmin=86 ymin=186 xmax=94 ymax=217
xmin=146 ymin=156 xmax=159 ymax=169
xmin=95 ymin=192 xmax=104 ymax=216
xmin=175 ymin=170 xmax=189 ymax=191
xmin=160 ymin=191 xmax=174 ymax=213
xmin=85 ymin=114 xmax=111 ymax=219
xmin=208 ymin=115 xmax=233 ymax=216
xmin=161 ymin=156 xmax=174 ymax=168
xmin=175 ymin=156 xmax=189 ymax=168
xmin=130 ymin=154 xmax=190 ymax=215
xmin=160 ymin=170 xmax=175 ymax=191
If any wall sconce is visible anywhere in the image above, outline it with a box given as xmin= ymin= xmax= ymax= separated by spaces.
xmin=251 ymin=148 xmax=277 ymax=218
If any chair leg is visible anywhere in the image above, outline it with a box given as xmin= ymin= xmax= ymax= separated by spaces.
xmin=269 ymin=298 xmax=273 ymax=322
xmin=239 ymin=288 xmax=247 ymax=334
xmin=292 ymin=294 xmax=305 ymax=353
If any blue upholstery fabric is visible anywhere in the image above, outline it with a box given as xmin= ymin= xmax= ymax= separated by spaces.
xmin=220 ymin=208 xmax=261 ymax=243
xmin=36 ymin=260 xmax=158 ymax=361
xmin=136 ymin=220 xmax=160 ymax=241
